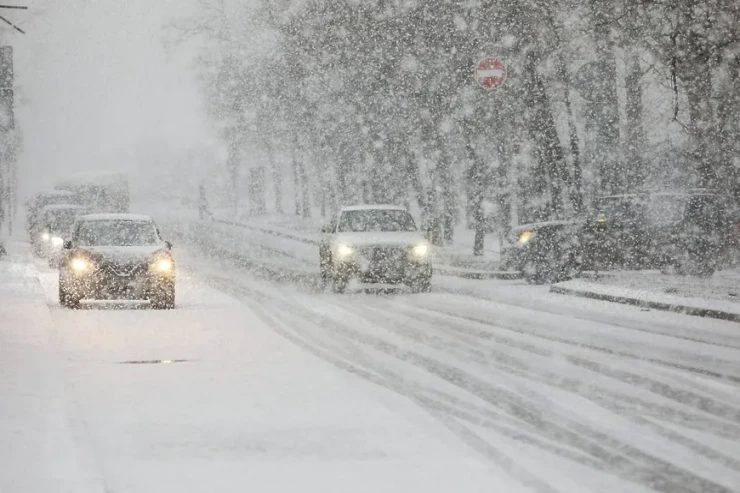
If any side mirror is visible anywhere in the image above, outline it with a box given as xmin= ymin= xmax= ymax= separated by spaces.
xmin=63 ymin=240 xmax=73 ymax=250
xmin=165 ymin=241 xmax=173 ymax=250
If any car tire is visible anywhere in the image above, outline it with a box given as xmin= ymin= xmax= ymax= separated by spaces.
xmin=59 ymin=283 xmax=81 ymax=309
xmin=410 ymin=275 xmax=432 ymax=293
xmin=319 ymin=253 xmax=332 ymax=288
xmin=151 ymin=283 xmax=176 ymax=309
xmin=332 ymin=274 xmax=348 ymax=294
xmin=523 ymin=260 xmax=547 ymax=285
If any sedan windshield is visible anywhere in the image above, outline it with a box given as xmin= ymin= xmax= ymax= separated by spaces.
xmin=338 ymin=209 xmax=416 ymax=232
xmin=76 ymin=220 xmax=159 ymax=246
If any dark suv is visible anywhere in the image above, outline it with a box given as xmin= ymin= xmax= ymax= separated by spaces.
xmin=648 ymin=192 xmax=735 ymax=276
xmin=59 ymin=214 xmax=176 ymax=309
xmin=504 ymin=190 xmax=736 ymax=282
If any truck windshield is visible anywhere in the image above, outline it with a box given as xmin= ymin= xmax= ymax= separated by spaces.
xmin=45 ymin=210 xmax=83 ymax=234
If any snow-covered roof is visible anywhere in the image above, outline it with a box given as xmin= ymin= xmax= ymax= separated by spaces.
xmin=40 ymin=204 xmax=88 ymax=213
xmin=340 ymin=204 xmax=408 ymax=212
xmin=78 ymin=213 xmax=153 ymax=222
xmin=38 ymin=190 xmax=76 ymax=198
xmin=56 ymin=171 xmax=127 ymax=186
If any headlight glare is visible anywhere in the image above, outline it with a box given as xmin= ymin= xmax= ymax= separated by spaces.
xmin=151 ymin=258 xmax=174 ymax=273
xmin=51 ymin=236 xmax=64 ymax=248
xmin=337 ymin=244 xmax=355 ymax=258
xmin=412 ymin=244 xmax=429 ymax=256
xmin=41 ymin=232 xmax=50 ymax=242
xmin=70 ymin=257 xmax=91 ymax=273
xmin=518 ymin=231 xmax=534 ymax=244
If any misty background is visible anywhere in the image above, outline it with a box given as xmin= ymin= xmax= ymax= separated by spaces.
xmin=12 ymin=0 xmax=215 ymax=198
xmin=6 ymin=0 xmax=740 ymax=250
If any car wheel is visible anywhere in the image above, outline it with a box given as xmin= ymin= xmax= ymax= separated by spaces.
xmin=59 ymin=283 xmax=81 ymax=309
xmin=522 ymin=260 xmax=546 ymax=284
xmin=319 ymin=253 xmax=332 ymax=288
xmin=410 ymin=275 xmax=432 ymax=293
xmin=150 ymin=282 xmax=176 ymax=309
xmin=687 ymin=262 xmax=716 ymax=278
xmin=332 ymin=274 xmax=348 ymax=294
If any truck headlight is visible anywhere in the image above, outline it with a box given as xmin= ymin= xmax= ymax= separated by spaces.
xmin=337 ymin=244 xmax=355 ymax=258
xmin=412 ymin=244 xmax=429 ymax=257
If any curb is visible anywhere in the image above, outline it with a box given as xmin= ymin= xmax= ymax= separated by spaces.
xmin=436 ymin=267 xmax=522 ymax=280
xmin=550 ymin=285 xmax=740 ymax=323
xmin=214 ymin=219 xmax=318 ymax=245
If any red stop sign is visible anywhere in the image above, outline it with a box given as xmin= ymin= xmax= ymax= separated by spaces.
xmin=475 ymin=57 xmax=506 ymax=90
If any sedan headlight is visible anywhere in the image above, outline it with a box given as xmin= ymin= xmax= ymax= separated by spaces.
xmin=337 ymin=244 xmax=355 ymax=258
xmin=412 ymin=244 xmax=429 ymax=257
xmin=51 ymin=236 xmax=64 ymax=248
xmin=70 ymin=257 xmax=93 ymax=273
xmin=518 ymin=231 xmax=534 ymax=244
xmin=151 ymin=257 xmax=174 ymax=273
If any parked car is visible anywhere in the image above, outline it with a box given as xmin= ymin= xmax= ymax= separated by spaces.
xmin=58 ymin=214 xmax=175 ymax=309
xmin=503 ymin=220 xmax=588 ymax=284
xmin=319 ymin=205 xmax=432 ymax=293
xmin=504 ymin=189 xmax=736 ymax=283
xmin=648 ymin=191 xmax=734 ymax=277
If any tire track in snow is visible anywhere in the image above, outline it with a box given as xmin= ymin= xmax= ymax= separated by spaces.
xmin=204 ymin=273 xmax=739 ymax=493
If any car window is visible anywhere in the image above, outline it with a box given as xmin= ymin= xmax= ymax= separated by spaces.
xmin=685 ymin=196 xmax=721 ymax=226
xmin=76 ymin=220 xmax=159 ymax=246
xmin=648 ymin=195 xmax=686 ymax=224
xmin=338 ymin=210 xmax=416 ymax=232
xmin=592 ymin=197 xmax=645 ymax=223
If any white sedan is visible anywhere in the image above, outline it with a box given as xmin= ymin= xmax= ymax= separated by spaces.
xmin=319 ymin=205 xmax=432 ymax=293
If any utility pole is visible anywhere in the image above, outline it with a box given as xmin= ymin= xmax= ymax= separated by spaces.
xmin=0 ymin=4 xmax=25 ymax=236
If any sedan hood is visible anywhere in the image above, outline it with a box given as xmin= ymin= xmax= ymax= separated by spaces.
xmin=333 ymin=231 xmax=427 ymax=247
xmin=80 ymin=245 xmax=167 ymax=264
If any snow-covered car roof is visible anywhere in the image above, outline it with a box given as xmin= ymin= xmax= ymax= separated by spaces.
xmin=77 ymin=213 xmax=154 ymax=222
xmin=340 ymin=204 xmax=408 ymax=212
xmin=512 ymin=219 xmax=583 ymax=232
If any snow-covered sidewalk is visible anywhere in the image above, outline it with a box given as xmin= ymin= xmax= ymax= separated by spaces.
xmin=551 ymin=270 xmax=740 ymax=322
xmin=0 ymin=245 xmax=106 ymax=493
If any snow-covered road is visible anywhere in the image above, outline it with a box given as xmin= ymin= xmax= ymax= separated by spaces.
xmin=3 ymin=241 xmax=740 ymax=493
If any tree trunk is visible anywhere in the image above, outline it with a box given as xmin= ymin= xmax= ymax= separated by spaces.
xmin=685 ymin=68 xmax=716 ymax=188
xmin=715 ymin=55 xmax=740 ymax=198
xmin=547 ymin=4 xmax=583 ymax=213
xmin=292 ymin=150 xmax=301 ymax=216
xmin=588 ymin=0 xmax=621 ymax=194
xmin=625 ymin=53 xmax=645 ymax=190
xmin=264 ymin=140 xmax=283 ymax=214
xmin=405 ymin=147 xmax=428 ymax=219
xmin=299 ymin=158 xmax=310 ymax=218
xmin=436 ymin=134 xmax=456 ymax=244
xmin=464 ymin=134 xmax=486 ymax=256
xmin=523 ymin=49 xmax=568 ymax=220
